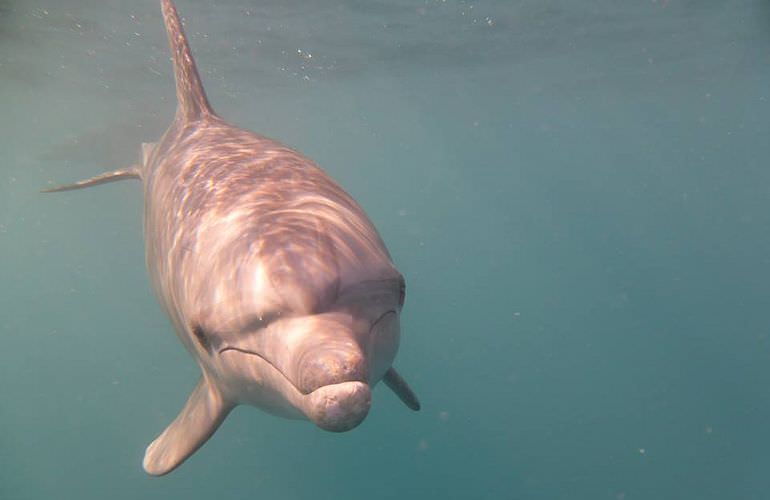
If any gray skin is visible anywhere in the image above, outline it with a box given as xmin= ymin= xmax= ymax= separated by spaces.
xmin=44 ymin=0 xmax=419 ymax=476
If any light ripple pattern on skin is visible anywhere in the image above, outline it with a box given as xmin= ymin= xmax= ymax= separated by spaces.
xmin=44 ymin=0 xmax=420 ymax=476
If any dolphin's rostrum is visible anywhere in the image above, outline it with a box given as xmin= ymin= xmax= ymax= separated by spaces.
xmin=45 ymin=0 xmax=419 ymax=475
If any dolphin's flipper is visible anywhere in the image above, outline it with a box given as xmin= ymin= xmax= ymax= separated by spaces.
xmin=41 ymin=166 xmax=141 ymax=193
xmin=383 ymin=367 xmax=421 ymax=411
xmin=143 ymin=376 xmax=233 ymax=476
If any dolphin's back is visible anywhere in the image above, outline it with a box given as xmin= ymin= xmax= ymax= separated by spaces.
xmin=147 ymin=0 xmax=398 ymax=341
xmin=144 ymin=121 xmax=396 ymax=341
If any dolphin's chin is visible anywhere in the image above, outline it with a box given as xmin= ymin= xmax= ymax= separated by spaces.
xmin=304 ymin=381 xmax=371 ymax=432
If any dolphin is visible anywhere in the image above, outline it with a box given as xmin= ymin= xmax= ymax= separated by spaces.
xmin=44 ymin=0 xmax=419 ymax=476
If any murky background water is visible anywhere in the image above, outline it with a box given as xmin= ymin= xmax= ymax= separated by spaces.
xmin=2 ymin=1 xmax=770 ymax=498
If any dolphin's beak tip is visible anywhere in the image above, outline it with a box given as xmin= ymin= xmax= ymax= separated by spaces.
xmin=306 ymin=381 xmax=371 ymax=432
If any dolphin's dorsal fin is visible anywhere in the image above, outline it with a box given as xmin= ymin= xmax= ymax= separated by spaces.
xmin=161 ymin=0 xmax=214 ymax=122
xmin=383 ymin=367 xmax=421 ymax=411
xmin=143 ymin=376 xmax=233 ymax=476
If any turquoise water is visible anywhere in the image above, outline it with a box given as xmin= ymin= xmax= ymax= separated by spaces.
xmin=2 ymin=0 xmax=770 ymax=498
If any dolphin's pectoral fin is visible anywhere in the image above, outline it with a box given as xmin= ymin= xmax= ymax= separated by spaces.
xmin=41 ymin=166 xmax=141 ymax=193
xmin=383 ymin=367 xmax=421 ymax=411
xmin=143 ymin=376 xmax=233 ymax=476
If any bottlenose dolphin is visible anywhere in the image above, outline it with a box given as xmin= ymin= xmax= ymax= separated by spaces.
xmin=45 ymin=0 xmax=419 ymax=476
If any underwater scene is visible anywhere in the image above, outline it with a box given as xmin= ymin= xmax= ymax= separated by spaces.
xmin=2 ymin=0 xmax=770 ymax=498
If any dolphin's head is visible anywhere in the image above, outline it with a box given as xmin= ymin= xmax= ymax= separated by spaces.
xmin=172 ymin=189 xmax=406 ymax=432
xmin=187 ymin=261 xmax=405 ymax=432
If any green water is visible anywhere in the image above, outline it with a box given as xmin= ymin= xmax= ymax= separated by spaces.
xmin=2 ymin=0 xmax=770 ymax=498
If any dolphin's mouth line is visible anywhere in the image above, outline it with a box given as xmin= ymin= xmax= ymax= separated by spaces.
xmin=218 ymin=346 xmax=287 ymax=380
xmin=219 ymin=311 xmax=394 ymax=396
xmin=218 ymin=346 xmax=273 ymax=367
xmin=217 ymin=345 xmax=373 ymax=397
xmin=217 ymin=346 xmax=312 ymax=395
xmin=218 ymin=346 xmax=266 ymax=357
xmin=370 ymin=310 xmax=396 ymax=332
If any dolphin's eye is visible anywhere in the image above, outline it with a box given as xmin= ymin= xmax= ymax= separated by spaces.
xmin=191 ymin=324 xmax=212 ymax=353
xmin=398 ymin=277 xmax=406 ymax=308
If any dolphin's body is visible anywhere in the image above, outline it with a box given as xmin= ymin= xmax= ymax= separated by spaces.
xmin=45 ymin=0 xmax=419 ymax=476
